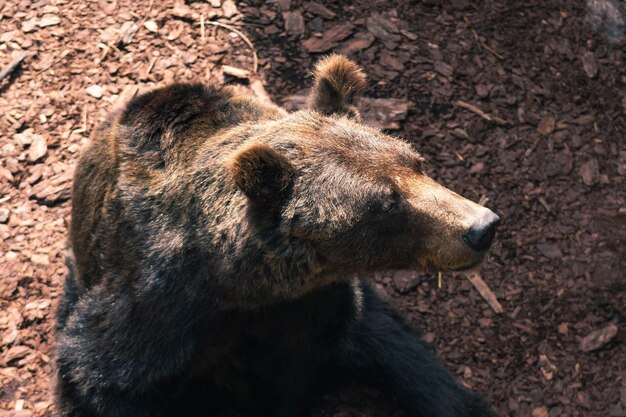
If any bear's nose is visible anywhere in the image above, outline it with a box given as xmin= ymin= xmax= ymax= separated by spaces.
xmin=462 ymin=211 xmax=500 ymax=252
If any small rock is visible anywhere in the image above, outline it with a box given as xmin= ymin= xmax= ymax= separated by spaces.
xmin=86 ymin=85 xmax=104 ymax=99
xmin=391 ymin=270 xmax=420 ymax=294
xmin=536 ymin=242 xmax=563 ymax=259
xmin=283 ymin=11 xmax=305 ymax=37
xmin=532 ymin=406 xmax=549 ymax=417
xmin=537 ymin=115 xmax=556 ymax=135
xmin=31 ymin=253 xmax=50 ymax=265
xmin=581 ymin=51 xmax=598 ymax=78
xmin=0 ymin=207 xmax=9 ymax=223
xmin=28 ymin=134 xmax=47 ymax=162
xmin=558 ymin=322 xmax=569 ymax=335
xmin=580 ymin=323 xmax=618 ymax=352
xmin=210 ymin=0 xmax=221 ymax=7
xmin=580 ymin=158 xmax=600 ymax=186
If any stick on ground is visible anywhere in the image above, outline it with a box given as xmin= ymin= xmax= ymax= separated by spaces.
xmin=455 ymin=100 xmax=507 ymax=126
xmin=205 ymin=21 xmax=258 ymax=73
xmin=467 ymin=273 xmax=503 ymax=314
xmin=0 ymin=52 xmax=28 ymax=82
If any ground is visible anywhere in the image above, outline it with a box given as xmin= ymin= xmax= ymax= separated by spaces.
xmin=0 ymin=0 xmax=625 ymax=416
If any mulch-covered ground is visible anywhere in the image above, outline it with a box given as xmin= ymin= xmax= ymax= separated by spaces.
xmin=1 ymin=1 xmax=625 ymax=416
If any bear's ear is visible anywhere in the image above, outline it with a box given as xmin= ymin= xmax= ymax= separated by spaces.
xmin=229 ymin=143 xmax=294 ymax=205
xmin=308 ymin=54 xmax=367 ymax=119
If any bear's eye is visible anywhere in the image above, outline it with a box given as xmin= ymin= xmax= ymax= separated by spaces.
xmin=381 ymin=197 xmax=399 ymax=214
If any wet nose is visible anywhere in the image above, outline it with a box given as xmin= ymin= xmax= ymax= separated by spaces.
xmin=462 ymin=211 xmax=501 ymax=252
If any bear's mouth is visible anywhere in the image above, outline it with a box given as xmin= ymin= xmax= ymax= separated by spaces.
xmin=450 ymin=255 xmax=486 ymax=272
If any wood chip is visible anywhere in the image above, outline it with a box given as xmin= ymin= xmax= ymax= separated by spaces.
xmin=302 ymin=23 xmax=354 ymax=53
xmin=582 ymin=51 xmax=598 ymax=78
xmin=304 ymin=2 xmax=336 ymax=19
xmin=37 ymin=14 xmax=61 ymax=28
xmin=337 ymin=32 xmax=375 ymax=55
xmin=358 ymin=97 xmax=412 ymax=130
xmin=143 ymin=20 xmax=158 ymax=33
xmin=536 ymin=242 xmax=563 ymax=259
xmin=283 ymin=11 xmax=305 ymax=37
xmin=455 ymin=100 xmax=507 ymax=126
xmin=467 ymin=273 xmax=503 ymax=313
xmin=532 ymin=406 xmax=549 ymax=417
xmin=222 ymin=0 xmax=238 ymax=18
xmin=0 ymin=51 xmax=28 ymax=82
xmin=538 ymin=354 xmax=557 ymax=381
xmin=580 ymin=158 xmax=600 ymax=186
xmin=434 ymin=61 xmax=454 ymax=78
xmin=366 ymin=12 xmax=401 ymax=43
xmin=221 ymin=65 xmax=250 ymax=79
xmin=249 ymin=79 xmax=271 ymax=103
xmin=119 ymin=21 xmax=139 ymax=45
xmin=537 ymin=115 xmax=556 ymax=135
xmin=0 ymin=208 xmax=9 ymax=224
xmin=580 ymin=323 xmax=618 ymax=352
xmin=30 ymin=254 xmax=49 ymax=265
xmin=3 ymin=345 xmax=32 ymax=363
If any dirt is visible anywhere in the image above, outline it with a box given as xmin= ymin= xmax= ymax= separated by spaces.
xmin=1 ymin=1 xmax=625 ymax=416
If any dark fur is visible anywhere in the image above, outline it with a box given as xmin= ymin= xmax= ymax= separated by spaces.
xmin=56 ymin=55 xmax=495 ymax=417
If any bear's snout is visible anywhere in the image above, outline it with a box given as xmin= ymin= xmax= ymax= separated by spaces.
xmin=461 ymin=210 xmax=500 ymax=252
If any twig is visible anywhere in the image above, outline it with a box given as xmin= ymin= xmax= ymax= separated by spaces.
xmin=467 ymin=273 xmax=503 ymax=314
xmin=205 ymin=20 xmax=258 ymax=73
xmin=0 ymin=52 xmax=28 ymax=82
xmin=455 ymin=100 xmax=507 ymax=126
xmin=201 ymin=14 xmax=205 ymax=41
xmin=471 ymin=29 xmax=504 ymax=60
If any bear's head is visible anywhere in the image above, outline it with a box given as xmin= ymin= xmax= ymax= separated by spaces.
xmin=229 ymin=55 xmax=499 ymax=275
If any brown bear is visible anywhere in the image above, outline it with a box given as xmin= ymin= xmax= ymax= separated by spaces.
xmin=56 ymin=55 xmax=500 ymax=417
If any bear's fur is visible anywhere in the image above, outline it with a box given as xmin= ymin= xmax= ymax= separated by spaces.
xmin=56 ymin=55 xmax=498 ymax=417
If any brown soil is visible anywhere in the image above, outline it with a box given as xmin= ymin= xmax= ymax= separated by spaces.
xmin=1 ymin=1 xmax=624 ymax=416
